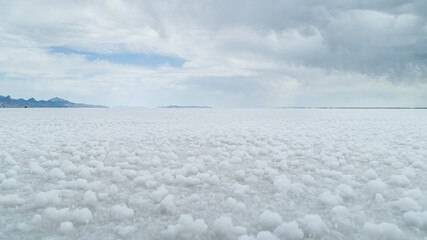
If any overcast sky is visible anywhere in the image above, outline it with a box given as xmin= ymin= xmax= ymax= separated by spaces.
xmin=1 ymin=0 xmax=426 ymax=107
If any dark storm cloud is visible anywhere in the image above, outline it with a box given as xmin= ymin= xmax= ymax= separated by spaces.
xmin=128 ymin=0 xmax=427 ymax=81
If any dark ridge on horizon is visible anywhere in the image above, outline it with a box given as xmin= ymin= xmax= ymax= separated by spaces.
xmin=0 ymin=95 xmax=108 ymax=108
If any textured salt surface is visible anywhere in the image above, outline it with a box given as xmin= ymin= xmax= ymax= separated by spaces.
xmin=0 ymin=108 xmax=426 ymax=239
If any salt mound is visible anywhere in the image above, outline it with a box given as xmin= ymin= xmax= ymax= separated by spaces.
xmin=392 ymin=197 xmax=421 ymax=212
xmin=319 ymin=191 xmax=343 ymax=206
xmin=48 ymin=168 xmax=66 ymax=179
xmin=115 ymin=226 xmax=136 ymax=238
xmin=110 ymin=204 xmax=134 ymax=220
xmin=44 ymin=207 xmax=69 ymax=222
xmin=256 ymin=231 xmax=280 ymax=240
xmin=159 ymin=195 xmax=176 ymax=213
xmin=363 ymin=169 xmax=378 ymax=180
xmin=0 ymin=178 xmax=17 ymax=189
xmin=363 ymin=222 xmax=403 ymax=240
xmin=337 ymin=184 xmax=354 ymax=199
xmin=33 ymin=190 xmax=61 ymax=207
xmin=0 ymin=194 xmax=25 ymax=207
xmin=302 ymin=214 xmax=328 ymax=237
xmin=403 ymin=211 xmax=427 ymax=230
xmin=213 ymin=216 xmax=247 ymax=240
xmin=161 ymin=214 xmax=207 ymax=239
xmin=71 ymin=208 xmax=92 ymax=224
xmin=82 ymin=190 xmax=97 ymax=206
xmin=273 ymin=221 xmax=304 ymax=240
xmin=150 ymin=186 xmax=169 ymax=203
xmin=59 ymin=221 xmax=73 ymax=234
xmin=367 ymin=178 xmax=386 ymax=194
xmin=258 ymin=210 xmax=283 ymax=230
xmin=389 ymin=175 xmax=410 ymax=187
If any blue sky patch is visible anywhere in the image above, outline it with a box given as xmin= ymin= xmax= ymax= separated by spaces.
xmin=48 ymin=46 xmax=185 ymax=67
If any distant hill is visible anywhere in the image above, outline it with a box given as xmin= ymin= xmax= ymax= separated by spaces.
xmin=280 ymin=107 xmax=427 ymax=109
xmin=158 ymin=105 xmax=212 ymax=108
xmin=0 ymin=95 xmax=108 ymax=108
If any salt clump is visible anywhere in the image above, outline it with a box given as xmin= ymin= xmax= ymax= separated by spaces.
xmin=213 ymin=216 xmax=247 ymax=239
xmin=33 ymin=190 xmax=61 ymax=207
xmin=302 ymin=214 xmax=328 ymax=237
xmin=0 ymin=194 xmax=25 ymax=207
xmin=150 ymin=186 xmax=169 ymax=202
xmin=44 ymin=207 xmax=69 ymax=221
xmin=82 ymin=190 xmax=97 ymax=206
xmin=403 ymin=211 xmax=427 ymax=229
xmin=392 ymin=197 xmax=421 ymax=212
xmin=59 ymin=221 xmax=73 ymax=234
xmin=161 ymin=214 xmax=207 ymax=239
xmin=367 ymin=178 xmax=386 ymax=194
xmin=71 ymin=208 xmax=92 ymax=224
xmin=0 ymin=178 xmax=17 ymax=189
xmin=336 ymin=184 xmax=354 ymax=199
xmin=389 ymin=175 xmax=410 ymax=187
xmin=29 ymin=162 xmax=45 ymax=175
xmin=160 ymin=195 xmax=176 ymax=213
xmin=258 ymin=210 xmax=283 ymax=230
xmin=48 ymin=168 xmax=66 ymax=179
xmin=273 ymin=221 xmax=304 ymax=240
xmin=363 ymin=169 xmax=378 ymax=180
xmin=319 ymin=191 xmax=343 ymax=206
xmin=273 ymin=175 xmax=291 ymax=193
xmin=256 ymin=231 xmax=280 ymax=240
xmin=115 ymin=226 xmax=135 ymax=238
xmin=110 ymin=204 xmax=134 ymax=220
xmin=363 ymin=222 xmax=403 ymax=240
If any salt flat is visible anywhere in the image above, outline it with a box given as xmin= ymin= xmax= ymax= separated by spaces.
xmin=0 ymin=109 xmax=426 ymax=240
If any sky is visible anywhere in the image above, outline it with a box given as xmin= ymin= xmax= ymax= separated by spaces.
xmin=0 ymin=0 xmax=426 ymax=107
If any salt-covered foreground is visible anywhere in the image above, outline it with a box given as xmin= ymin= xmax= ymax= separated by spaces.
xmin=1 ymin=109 xmax=426 ymax=240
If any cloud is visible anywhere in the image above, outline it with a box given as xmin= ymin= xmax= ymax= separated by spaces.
xmin=0 ymin=0 xmax=426 ymax=107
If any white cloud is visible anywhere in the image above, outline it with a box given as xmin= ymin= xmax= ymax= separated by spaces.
xmin=0 ymin=0 xmax=426 ymax=107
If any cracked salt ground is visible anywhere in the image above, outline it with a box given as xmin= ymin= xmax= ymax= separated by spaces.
xmin=0 ymin=108 xmax=427 ymax=239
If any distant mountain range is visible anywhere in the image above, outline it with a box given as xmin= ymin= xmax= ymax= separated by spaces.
xmin=158 ymin=105 xmax=211 ymax=108
xmin=280 ymin=107 xmax=427 ymax=109
xmin=0 ymin=95 xmax=108 ymax=108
